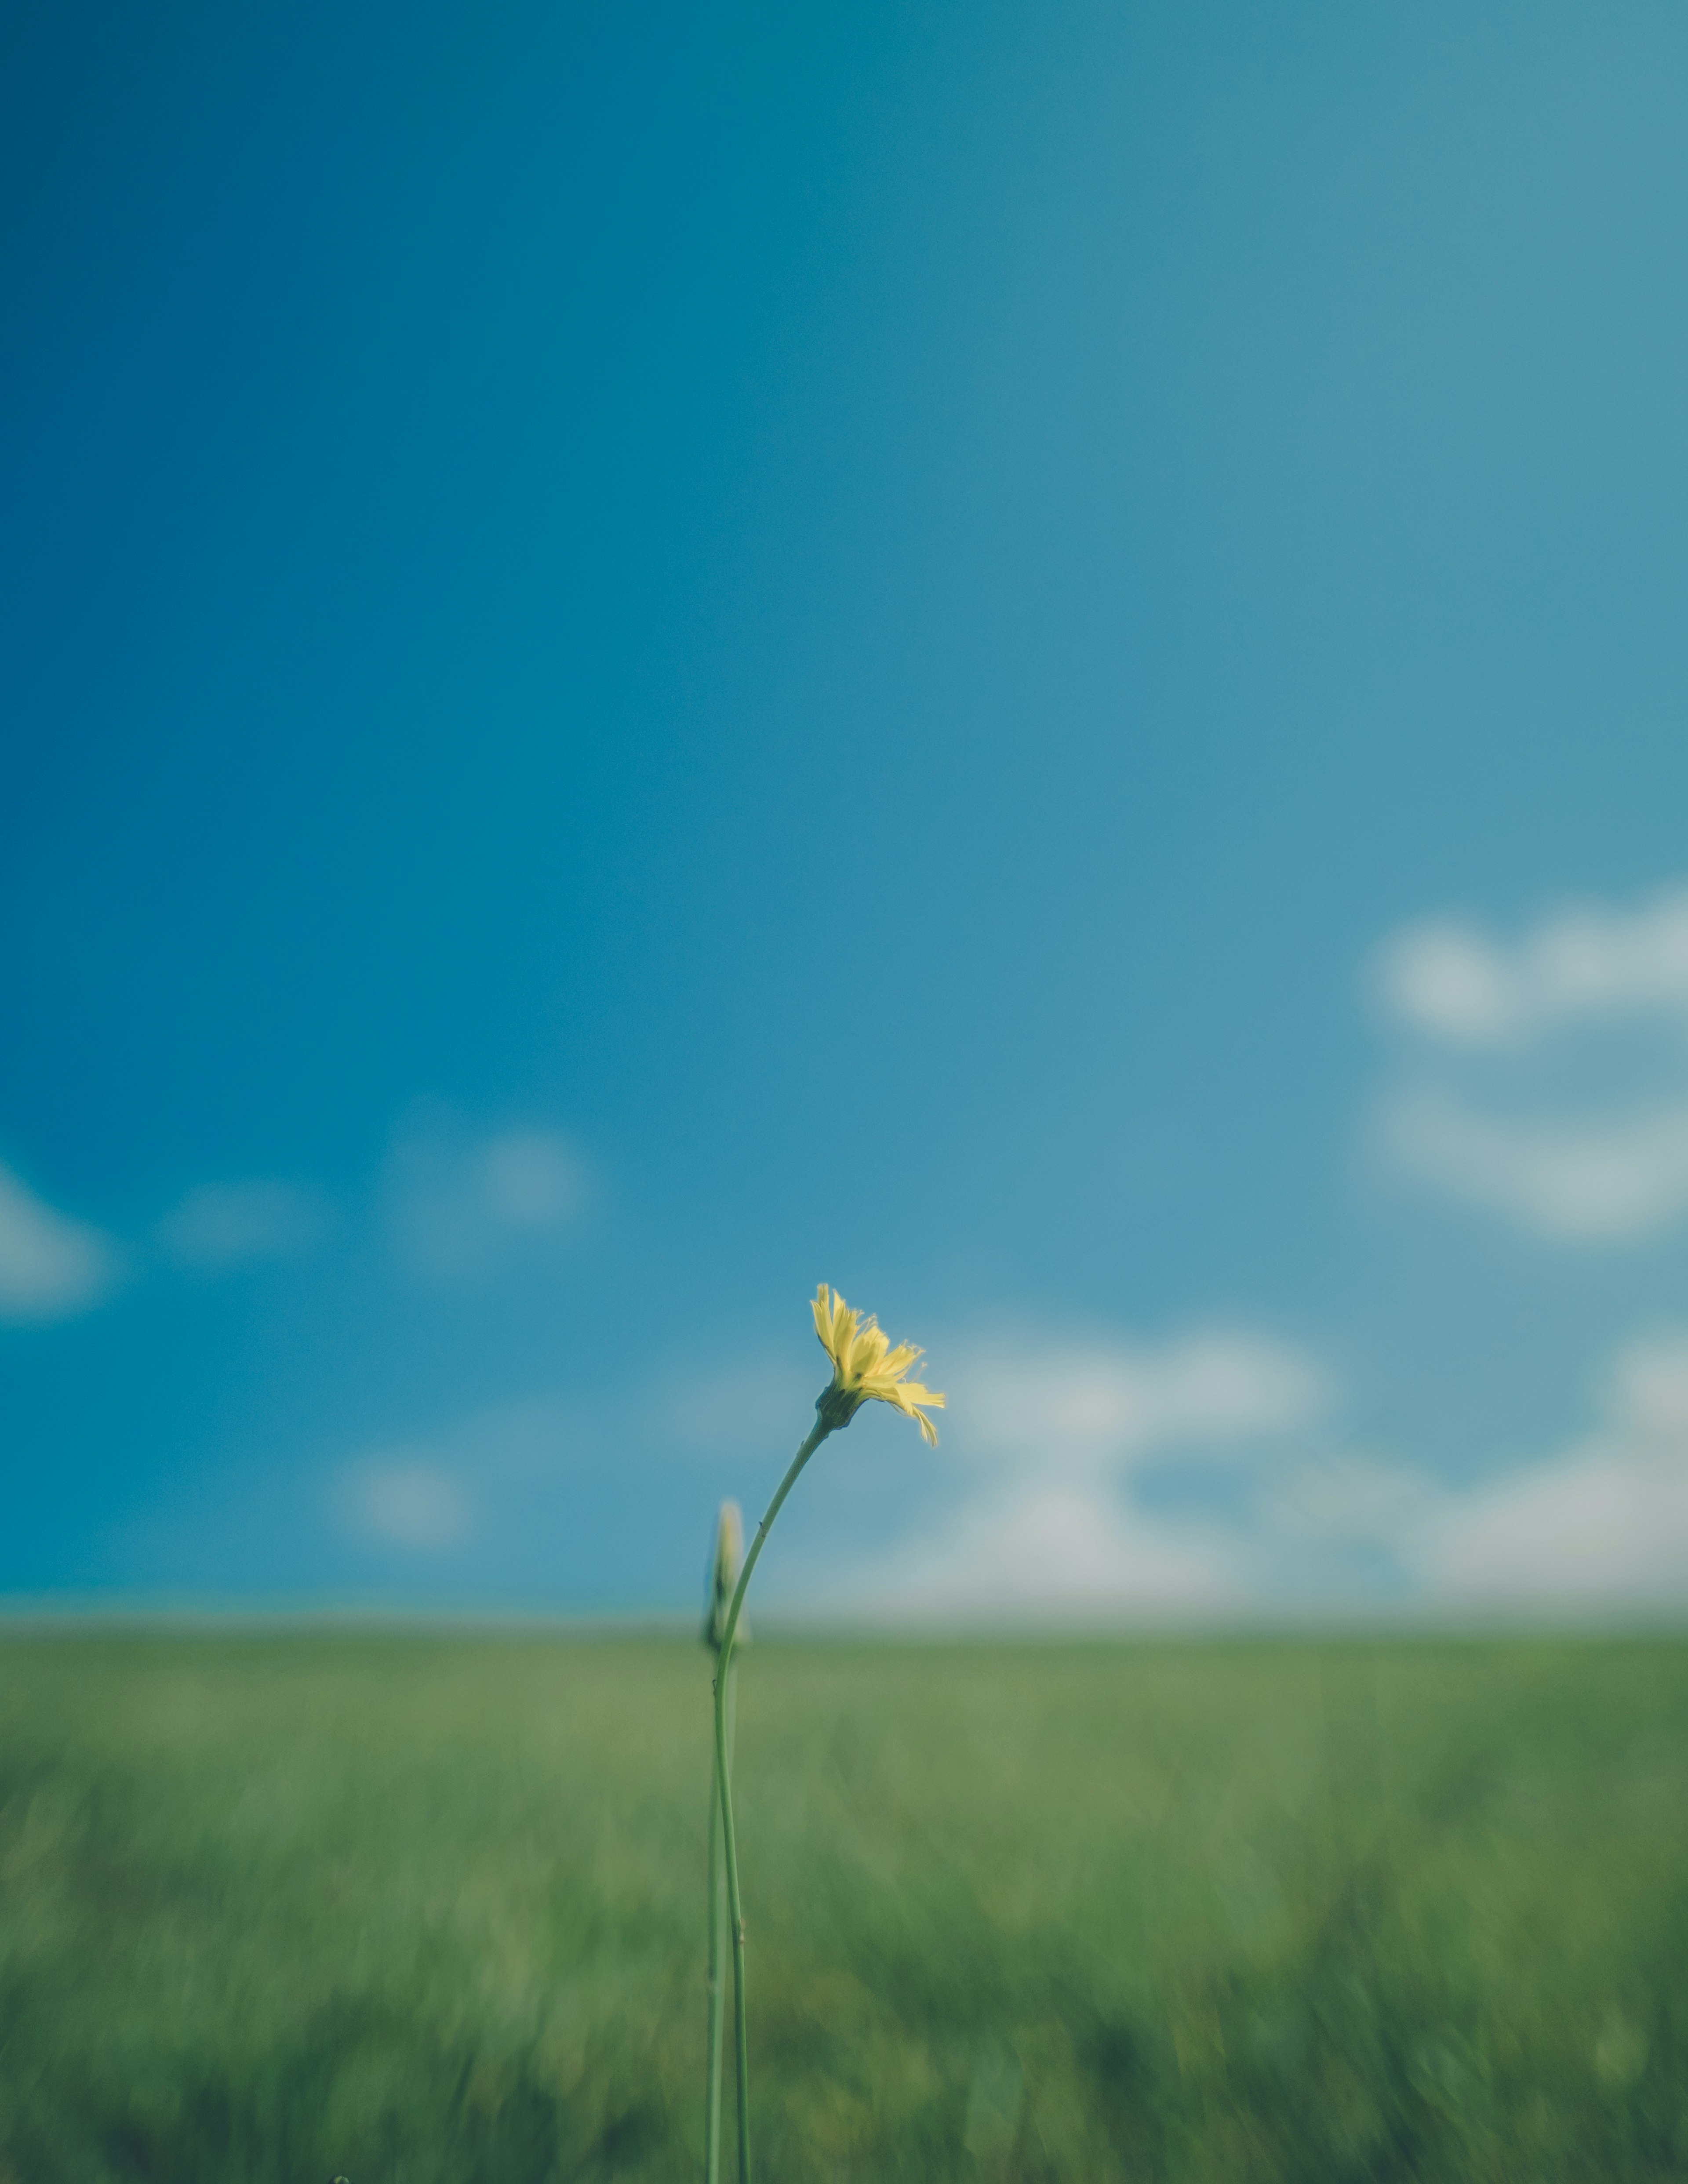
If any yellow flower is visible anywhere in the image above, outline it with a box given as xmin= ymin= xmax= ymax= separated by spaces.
xmin=811 ymin=1283 xmax=946 ymax=1445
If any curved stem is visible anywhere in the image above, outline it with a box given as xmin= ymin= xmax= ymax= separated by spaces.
xmin=713 ymin=1412 xmax=833 ymax=2184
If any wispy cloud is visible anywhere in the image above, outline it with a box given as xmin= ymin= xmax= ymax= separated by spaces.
xmin=0 ymin=1161 xmax=117 ymax=1321
xmin=1382 ymin=1086 xmax=1688 ymax=1241
xmin=1375 ymin=883 xmax=1688 ymax=1243
xmin=1257 ymin=1448 xmax=1437 ymax=1556
xmin=386 ymin=1114 xmax=587 ymax=1280
xmin=1407 ymin=1329 xmax=1688 ymax=1608
xmin=819 ymin=1327 xmax=1330 ymax=1622
xmin=333 ymin=1395 xmax=580 ymax=1554
xmin=858 ymin=1480 xmax=1246 ymax=1620
xmin=156 ymin=1180 xmax=334 ymax=1268
xmin=1379 ymin=886 xmax=1688 ymax=1044
xmin=959 ymin=1330 xmax=1327 ymax=1478
xmin=345 ymin=1461 xmax=475 ymax=1550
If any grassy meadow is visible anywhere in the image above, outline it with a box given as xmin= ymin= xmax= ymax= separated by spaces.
xmin=0 ymin=1628 xmax=1685 ymax=2183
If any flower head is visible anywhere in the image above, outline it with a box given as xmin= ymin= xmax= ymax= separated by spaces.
xmin=811 ymin=1283 xmax=946 ymax=1444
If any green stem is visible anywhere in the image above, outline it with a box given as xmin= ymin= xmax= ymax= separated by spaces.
xmin=713 ymin=1413 xmax=834 ymax=2184
xmin=704 ymin=1660 xmax=735 ymax=2184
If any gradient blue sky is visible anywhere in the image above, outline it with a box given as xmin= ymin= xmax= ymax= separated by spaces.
xmin=8 ymin=0 xmax=1688 ymax=1616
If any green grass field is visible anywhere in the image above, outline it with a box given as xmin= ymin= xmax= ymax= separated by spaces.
xmin=1 ymin=1630 xmax=1685 ymax=2183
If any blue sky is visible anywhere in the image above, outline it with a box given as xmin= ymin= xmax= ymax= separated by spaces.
xmin=7 ymin=0 xmax=1688 ymax=1616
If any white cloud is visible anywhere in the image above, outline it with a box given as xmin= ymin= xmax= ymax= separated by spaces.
xmin=1384 ymin=1086 xmax=1688 ymax=1241
xmin=1375 ymin=882 xmax=1688 ymax=1244
xmin=157 ymin=1180 xmax=333 ymax=1268
xmin=346 ymin=1461 xmax=474 ymax=1550
xmin=1259 ymin=1449 xmax=1438 ymax=1550
xmin=960 ymin=1329 xmax=1328 ymax=1478
xmin=387 ymin=1117 xmax=586 ymax=1279
xmin=854 ymin=1310 xmax=1688 ymax=1618
xmin=334 ymin=1395 xmax=579 ymax=1553
xmin=1409 ymin=1330 xmax=1688 ymax=1606
xmin=1379 ymin=886 xmax=1688 ymax=1044
xmin=0 ymin=1162 xmax=117 ymax=1321
xmin=819 ymin=1327 xmax=1328 ymax=1622
xmin=855 ymin=1482 xmax=1244 ymax=1621
xmin=863 ymin=1321 xmax=1688 ymax=1618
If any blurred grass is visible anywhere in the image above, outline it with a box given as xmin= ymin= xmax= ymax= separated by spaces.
xmin=1 ymin=1631 xmax=1686 ymax=2183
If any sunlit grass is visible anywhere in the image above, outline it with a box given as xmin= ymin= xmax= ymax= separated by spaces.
xmin=1 ymin=1629 xmax=1685 ymax=2182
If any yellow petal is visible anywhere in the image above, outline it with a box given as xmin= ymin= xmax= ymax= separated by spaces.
xmin=855 ymin=1323 xmax=889 ymax=1378
xmin=815 ymin=1283 xmax=856 ymax=1373
xmin=837 ymin=1307 xmax=861 ymax=1370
